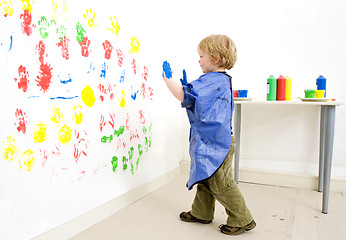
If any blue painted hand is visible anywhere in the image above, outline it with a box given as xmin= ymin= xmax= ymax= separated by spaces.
xmin=162 ymin=61 xmax=172 ymax=79
xmin=180 ymin=69 xmax=187 ymax=86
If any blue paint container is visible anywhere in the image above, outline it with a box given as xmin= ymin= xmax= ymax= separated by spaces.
xmin=316 ymin=75 xmax=326 ymax=97
xmin=238 ymin=90 xmax=248 ymax=98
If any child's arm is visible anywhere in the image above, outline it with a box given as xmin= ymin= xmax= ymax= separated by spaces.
xmin=163 ymin=72 xmax=184 ymax=102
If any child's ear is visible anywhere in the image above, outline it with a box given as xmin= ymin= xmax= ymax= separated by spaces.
xmin=213 ymin=58 xmax=221 ymax=65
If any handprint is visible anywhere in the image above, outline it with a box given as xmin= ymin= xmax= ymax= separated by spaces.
xmin=108 ymin=16 xmax=120 ymax=37
xmin=1 ymin=1 xmax=14 ymax=17
xmin=83 ymin=8 xmax=98 ymax=28
xmin=51 ymin=0 xmax=68 ymax=23
xmin=38 ymin=16 xmax=50 ymax=39
xmin=129 ymin=36 xmax=140 ymax=54
xmin=56 ymin=25 xmax=66 ymax=42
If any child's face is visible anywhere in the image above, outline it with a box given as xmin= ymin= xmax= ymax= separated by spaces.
xmin=198 ymin=48 xmax=219 ymax=73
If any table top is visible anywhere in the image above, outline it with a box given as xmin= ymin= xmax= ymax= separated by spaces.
xmin=234 ymin=98 xmax=343 ymax=106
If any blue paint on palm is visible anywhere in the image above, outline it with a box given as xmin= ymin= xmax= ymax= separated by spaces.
xmin=180 ymin=69 xmax=188 ymax=86
xmin=162 ymin=61 xmax=172 ymax=79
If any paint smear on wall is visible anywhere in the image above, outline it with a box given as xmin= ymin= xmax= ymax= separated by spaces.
xmin=32 ymin=122 xmax=47 ymax=143
xmin=20 ymin=10 xmax=34 ymax=36
xmin=36 ymin=62 xmax=53 ymax=92
xmin=114 ymin=125 xmax=125 ymax=137
xmin=131 ymin=87 xmax=138 ymax=100
xmin=102 ymin=40 xmax=113 ymax=60
xmin=58 ymin=124 xmax=72 ymax=144
xmin=51 ymin=107 xmax=64 ymax=126
xmin=138 ymin=110 xmax=145 ymax=124
xmin=98 ymin=82 xmax=114 ymax=101
xmin=38 ymin=16 xmax=51 ymax=39
xmin=142 ymin=66 xmax=148 ymax=81
xmin=83 ymin=8 xmax=98 ymax=28
xmin=101 ymin=134 xmax=113 ymax=143
xmin=81 ymin=85 xmax=96 ymax=107
xmin=2 ymin=136 xmax=18 ymax=161
xmin=100 ymin=62 xmax=107 ymax=78
xmin=80 ymin=36 xmax=91 ymax=57
xmin=108 ymin=16 xmax=120 ymax=37
xmin=1 ymin=1 xmax=13 ymax=17
xmin=56 ymin=36 xmax=70 ymax=60
xmin=19 ymin=149 xmax=34 ymax=171
xmin=111 ymin=156 xmax=118 ymax=172
xmin=76 ymin=22 xmax=86 ymax=43
xmin=74 ymin=130 xmax=88 ymax=162
xmin=73 ymin=105 xmax=83 ymax=124
xmin=120 ymin=90 xmax=126 ymax=108
xmin=129 ymin=36 xmax=140 ymax=54
xmin=119 ymin=70 xmax=125 ymax=83
xmin=15 ymin=108 xmax=28 ymax=134
xmin=9 ymin=33 xmax=13 ymax=51
xmin=56 ymin=25 xmax=66 ymax=42
xmin=51 ymin=0 xmax=68 ymax=23
xmin=21 ymin=0 xmax=33 ymax=12
xmin=2 ymin=2 xmax=155 ymax=179
xmin=14 ymin=65 xmax=29 ymax=92
xmin=116 ymin=49 xmax=124 ymax=67
xmin=59 ymin=74 xmax=71 ymax=84
xmin=36 ymin=40 xmax=46 ymax=64
xmin=131 ymin=58 xmax=137 ymax=74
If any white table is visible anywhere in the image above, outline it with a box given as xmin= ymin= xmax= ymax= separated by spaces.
xmin=233 ymin=99 xmax=343 ymax=214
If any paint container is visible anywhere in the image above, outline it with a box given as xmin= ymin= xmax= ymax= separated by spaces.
xmin=276 ymin=75 xmax=286 ymax=101
xmin=267 ymin=75 xmax=277 ymax=101
xmin=233 ymin=90 xmax=238 ymax=97
xmin=304 ymin=89 xmax=316 ymax=98
xmin=238 ymin=90 xmax=248 ymax=98
xmin=316 ymin=75 xmax=326 ymax=97
xmin=285 ymin=76 xmax=292 ymax=100
xmin=315 ymin=90 xmax=325 ymax=98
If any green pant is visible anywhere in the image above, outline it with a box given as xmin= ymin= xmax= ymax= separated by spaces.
xmin=190 ymin=136 xmax=253 ymax=227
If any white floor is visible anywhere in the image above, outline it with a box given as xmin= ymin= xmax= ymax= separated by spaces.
xmin=71 ymin=175 xmax=346 ymax=240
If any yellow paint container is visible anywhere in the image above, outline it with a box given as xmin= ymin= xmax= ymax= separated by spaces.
xmin=315 ymin=90 xmax=325 ymax=98
xmin=286 ymin=76 xmax=292 ymax=100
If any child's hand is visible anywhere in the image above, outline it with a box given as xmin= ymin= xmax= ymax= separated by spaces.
xmin=162 ymin=61 xmax=172 ymax=79
xmin=162 ymin=71 xmax=168 ymax=82
xmin=180 ymin=69 xmax=188 ymax=86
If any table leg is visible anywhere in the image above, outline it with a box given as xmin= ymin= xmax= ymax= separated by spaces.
xmin=318 ymin=106 xmax=327 ymax=192
xmin=322 ymin=105 xmax=336 ymax=214
xmin=234 ymin=104 xmax=241 ymax=183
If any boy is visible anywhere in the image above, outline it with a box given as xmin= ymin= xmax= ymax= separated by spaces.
xmin=162 ymin=34 xmax=255 ymax=235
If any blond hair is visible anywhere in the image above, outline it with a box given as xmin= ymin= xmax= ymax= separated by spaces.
xmin=198 ymin=35 xmax=237 ymax=70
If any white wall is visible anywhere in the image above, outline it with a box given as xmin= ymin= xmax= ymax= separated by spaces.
xmin=0 ymin=1 xmax=185 ymax=239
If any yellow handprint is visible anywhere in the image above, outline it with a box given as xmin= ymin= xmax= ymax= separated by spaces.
xmin=21 ymin=0 xmax=33 ymax=12
xmin=129 ymin=36 xmax=140 ymax=54
xmin=0 ymin=1 xmax=14 ymax=17
xmin=83 ymin=8 xmax=98 ymax=28
xmin=108 ymin=16 xmax=120 ymax=37
xmin=51 ymin=0 xmax=68 ymax=23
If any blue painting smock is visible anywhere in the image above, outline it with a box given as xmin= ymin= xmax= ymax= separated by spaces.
xmin=181 ymin=72 xmax=234 ymax=190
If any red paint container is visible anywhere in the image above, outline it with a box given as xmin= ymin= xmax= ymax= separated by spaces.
xmin=276 ymin=75 xmax=286 ymax=101
xmin=233 ymin=90 xmax=238 ymax=97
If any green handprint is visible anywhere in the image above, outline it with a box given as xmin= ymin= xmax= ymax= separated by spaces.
xmin=38 ymin=16 xmax=50 ymax=39
xmin=56 ymin=25 xmax=66 ymax=42
xmin=76 ymin=21 xmax=86 ymax=43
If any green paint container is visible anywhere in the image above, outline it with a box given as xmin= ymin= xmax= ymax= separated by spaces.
xmin=304 ymin=89 xmax=316 ymax=98
xmin=267 ymin=75 xmax=277 ymax=101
